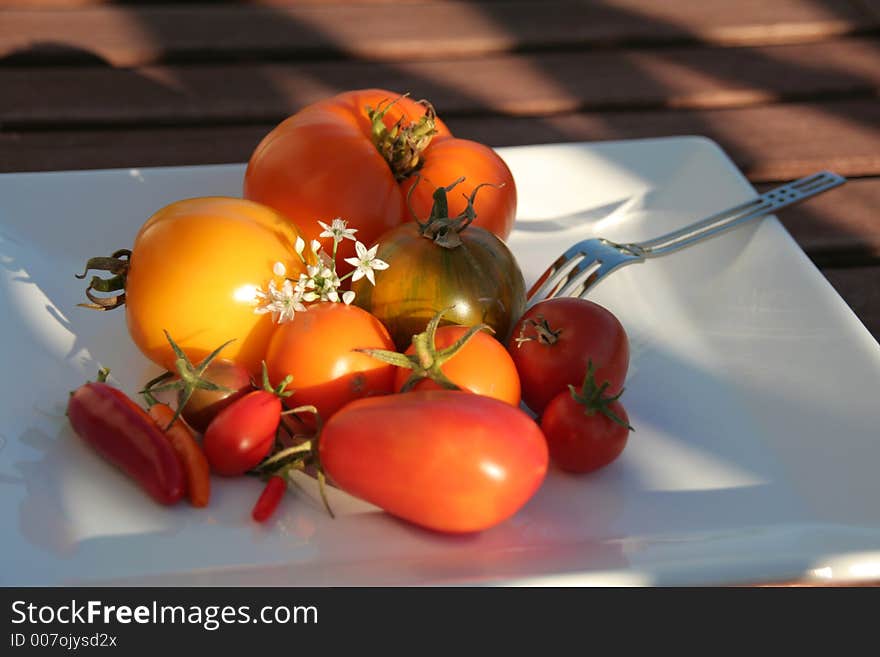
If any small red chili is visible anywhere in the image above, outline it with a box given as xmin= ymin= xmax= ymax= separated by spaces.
xmin=67 ymin=381 xmax=185 ymax=506
xmin=251 ymin=475 xmax=287 ymax=522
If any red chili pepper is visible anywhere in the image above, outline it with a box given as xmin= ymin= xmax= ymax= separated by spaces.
xmin=148 ymin=403 xmax=211 ymax=508
xmin=252 ymin=475 xmax=287 ymax=522
xmin=67 ymin=382 xmax=185 ymax=506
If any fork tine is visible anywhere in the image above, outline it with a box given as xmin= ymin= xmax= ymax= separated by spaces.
xmin=526 ymin=245 xmax=589 ymax=303
xmin=549 ymin=257 xmax=602 ymax=301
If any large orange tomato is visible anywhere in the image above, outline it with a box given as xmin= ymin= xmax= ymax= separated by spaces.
xmin=121 ymin=197 xmax=307 ymax=374
xmin=264 ymin=303 xmax=397 ymax=423
xmin=243 ymin=88 xmax=517 ymax=269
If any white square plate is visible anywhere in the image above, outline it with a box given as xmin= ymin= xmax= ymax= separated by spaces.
xmin=2 ymin=137 xmax=879 ymax=586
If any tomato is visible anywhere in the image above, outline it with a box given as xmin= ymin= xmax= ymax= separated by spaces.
xmin=508 ymin=297 xmax=629 ymax=415
xmin=244 ymin=88 xmax=517 ymax=274
xmin=319 ymin=390 xmax=548 ymax=533
xmin=352 ymin=182 xmax=525 ymax=349
xmin=391 ymin=325 xmax=521 ymax=406
xmin=540 ymin=364 xmax=632 ymax=473
xmin=264 ymin=302 xmax=397 ymax=423
xmin=78 ymin=197 xmax=308 ymax=375
xmin=67 ymin=378 xmax=185 ymax=506
xmin=141 ymin=333 xmax=254 ymax=434
xmin=203 ymin=389 xmax=283 ymax=476
xmin=177 ymin=359 xmax=253 ymax=433
xmin=404 ymin=138 xmax=516 ymax=239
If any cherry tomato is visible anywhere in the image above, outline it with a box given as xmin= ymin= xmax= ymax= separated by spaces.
xmin=244 ymin=88 xmax=517 ymax=276
xmin=264 ymin=303 xmax=397 ymax=422
xmin=79 ymin=197 xmax=308 ymax=375
xmin=395 ymin=325 xmax=521 ymax=406
xmin=203 ymin=390 xmax=282 ymax=476
xmin=508 ymin=297 xmax=629 ymax=415
xmin=178 ymin=359 xmax=253 ymax=433
xmin=540 ymin=364 xmax=632 ymax=473
xmin=319 ymin=390 xmax=548 ymax=533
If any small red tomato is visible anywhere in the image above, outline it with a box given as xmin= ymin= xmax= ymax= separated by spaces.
xmin=509 ymin=297 xmax=629 ymax=415
xmin=180 ymin=359 xmax=252 ymax=433
xmin=203 ymin=390 xmax=281 ymax=476
xmin=540 ymin=363 xmax=633 ymax=474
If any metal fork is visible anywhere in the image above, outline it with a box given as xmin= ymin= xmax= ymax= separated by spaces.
xmin=526 ymin=170 xmax=845 ymax=307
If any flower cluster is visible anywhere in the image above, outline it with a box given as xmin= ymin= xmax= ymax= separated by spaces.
xmin=254 ymin=218 xmax=389 ymax=323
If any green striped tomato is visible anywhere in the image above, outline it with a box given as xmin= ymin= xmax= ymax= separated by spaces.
xmin=352 ymin=221 xmax=526 ymax=349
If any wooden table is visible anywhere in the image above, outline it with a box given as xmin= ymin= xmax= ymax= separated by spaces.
xmin=2 ymin=0 xmax=878 ymax=585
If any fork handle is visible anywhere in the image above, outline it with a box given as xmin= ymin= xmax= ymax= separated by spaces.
xmin=630 ymin=171 xmax=845 ymax=257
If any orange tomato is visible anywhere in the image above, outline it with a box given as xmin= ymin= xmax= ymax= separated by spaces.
xmin=397 ymin=325 xmax=521 ymax=407
xmin=264 ymin=303 xmax=397 ymax=422
xmin=243 ymin=89 xmax=517 ymax=271
xmin=404 ymin=137 xmax=517 ymax=239
xmin=124 ymin=197 xmax=307 ymax=375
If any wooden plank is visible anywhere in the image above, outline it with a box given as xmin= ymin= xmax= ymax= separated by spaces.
xmin=4 ymin=121 xmax=880 ymax=262
xmin=3 ymin=99 xmax=880 ymax=181
xmin=444 ymin=98 xmax=880 ymax=181
xmin=0 ymin=124 xmax=272 ymax=173
xmin=821 ymin=265 xmax=880 ymax=340
xmin=763 ymin=178 xmax=880 ymax=261
xmin=1 ymin=1 xmax=878 ymax=67
xmin=4 ymin=38 xmax=880 ymax=126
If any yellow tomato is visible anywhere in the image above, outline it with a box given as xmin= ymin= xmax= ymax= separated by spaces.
xmin=124 ymin=197 xmax=306 ymax=375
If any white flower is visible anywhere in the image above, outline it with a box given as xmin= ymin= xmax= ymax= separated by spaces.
xmin=273 ymin=261 xmax=287 ymax=277
xmin=304 ymin=262 xmax=342 ymax=302
xmin=253 ymin=278 xmax=306 ymax=323
xmin=294 ymin=237 xmax=306 ymax=258
xmin=318 ymin=218 xmax=358 ymax=244
xmin=344 ymin=241 xmax=389 ymax=285
xmin=342 ymin=290 xmax=356 ymax=305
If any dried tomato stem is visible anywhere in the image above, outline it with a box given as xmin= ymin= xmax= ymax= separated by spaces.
xmin=417 ymin=178 xmax=502 ymax=249
xmin=514 ymin=315 xmax=562 ymax=347
xmin=367 ymin=94 xmax=438 ymax=181
xmin=75 ymin=249 xmax=131 ymax=310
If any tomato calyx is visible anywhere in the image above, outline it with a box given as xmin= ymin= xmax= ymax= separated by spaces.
xmin=367 ymin=94 xmax=438 ymax=181
xmin=569 ymin=360 xmax=634 ymax=431
xmin=359 ymin=307 xmax=491 ymax=392
xmin=140 ymin=331 xmax=239 ymax=429
xmin=411 ymin=177 xmax=500 ymax=249
xmin=75 ymin=249 xmax=131 ymax=310
xmin=513 ymin=314 xmax=562 ymax=347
